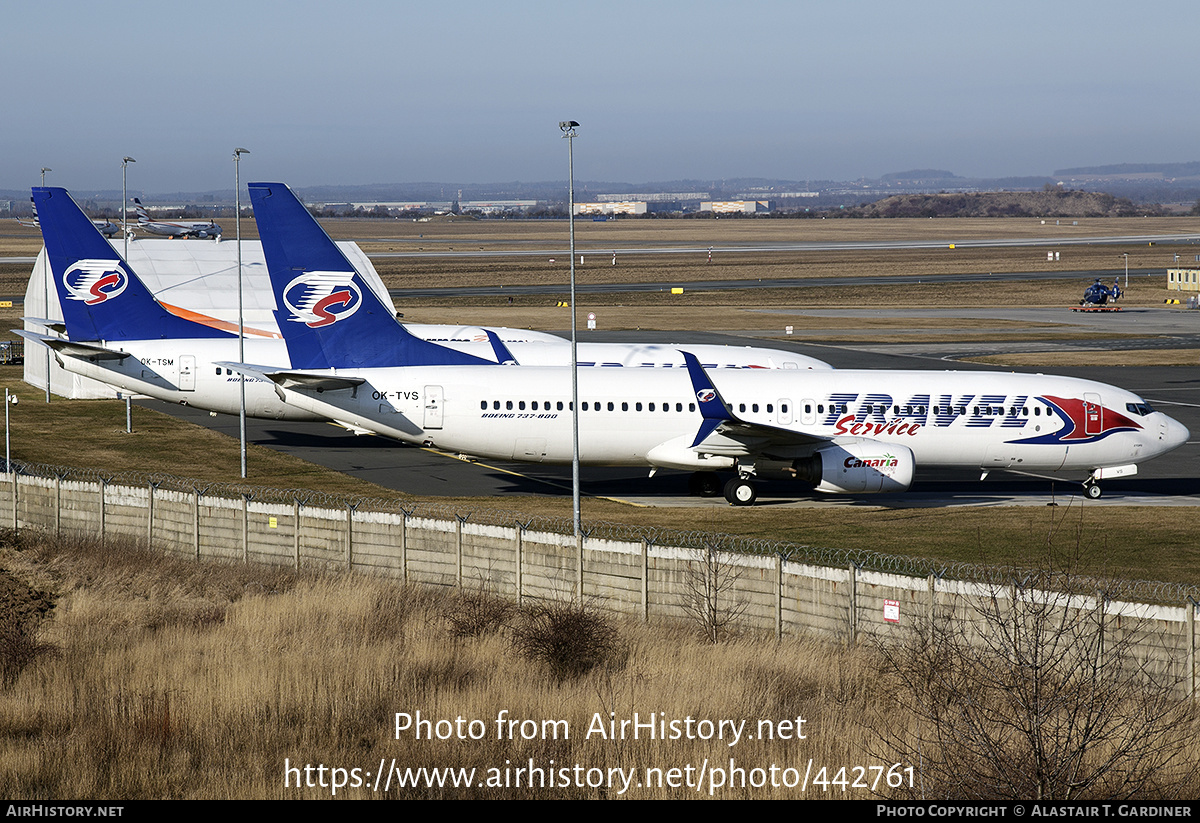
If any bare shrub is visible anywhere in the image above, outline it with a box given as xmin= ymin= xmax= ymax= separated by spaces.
xmin=0 ymin=611 xmax=56 ymax=688
xmin=679 ymin=546 xmax=748 ymax=643
xmin=879 ymin=566 xmax=1199 ymax=800
xmin=0 ymin=528 xmax=26 ymax=551
xmin=441 ymin=587 xmax=515 ymax=638
xmin=0 ymin=568 xmax=57 ymax=688
xmin=509 ymin=600 xmax=624 ymax=682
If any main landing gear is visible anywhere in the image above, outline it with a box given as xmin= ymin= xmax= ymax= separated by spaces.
xmin=1083 ymin=480 xmax=1103 ymax=499
xmin=723 ymin=477 xmax=757 ymax=506
xmin=688 ymin=468 xmax=759 ymax=506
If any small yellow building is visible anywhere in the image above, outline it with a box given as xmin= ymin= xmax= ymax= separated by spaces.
xmin=1167 ymin=268 xmax=1200 ymax=291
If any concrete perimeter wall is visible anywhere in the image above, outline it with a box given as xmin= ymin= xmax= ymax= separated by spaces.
xmin=4 ymin=470 xmax=1196 ymax=698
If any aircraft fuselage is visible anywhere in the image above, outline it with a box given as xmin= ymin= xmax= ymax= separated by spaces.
xmin=262 ymin=365 xmax=1188 ymax=479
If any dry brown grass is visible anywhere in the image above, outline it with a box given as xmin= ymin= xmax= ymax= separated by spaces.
xmin=321 ymin=215 xmax=1193 ymax=245
xmin=3 ymin=531 xmax=1196 ymax=799
xmin=0 ymin=532 xmax=897 ymax=799
xmin=968 ymin=349 xmax=1200 ymax=368
xmin=5 ymin=214 xmax=1190 ymax=295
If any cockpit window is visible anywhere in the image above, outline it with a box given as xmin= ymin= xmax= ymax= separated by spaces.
xmin=1126 ymin=402 xmax=1155 ymax=416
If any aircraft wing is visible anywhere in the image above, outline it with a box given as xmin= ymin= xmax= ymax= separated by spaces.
xmin=15 ymin=329 xmax=132 ymax=361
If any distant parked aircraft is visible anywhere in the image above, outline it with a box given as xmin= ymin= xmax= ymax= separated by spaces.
xmin=17 ymin=205 xmax=119 ymax=237
xmin=131 ymin=197 xmax=221 ymax=239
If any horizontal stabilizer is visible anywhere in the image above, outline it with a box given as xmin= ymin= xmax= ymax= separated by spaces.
xmin=15 ymin=329 xmax=131 ymax=361
xmin=214 ymin=361 xmax=365 ymax=392
xmin=21 ymin=317 xmax=67 ymax=335
xmin=330 ymin=421 xmax=376 ymax=436
xmin=271 ymin=372 xmax=366 ymax=392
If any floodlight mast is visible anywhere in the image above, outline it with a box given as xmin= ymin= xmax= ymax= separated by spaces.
xmin=560 ymin=120 xmax=581 ymax=537
xmin=234 ymin=148 xmax=250 ymax=479
xmin=122 ymin=157 xmax=136 ymax=260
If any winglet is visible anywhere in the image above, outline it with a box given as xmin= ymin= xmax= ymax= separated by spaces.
xmin=485 ymin=330 xmax=519 ymax=364
xmin=681 ymin=350 xmax=736 ymax=447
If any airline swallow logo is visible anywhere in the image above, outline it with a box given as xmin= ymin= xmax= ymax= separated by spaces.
xmin=62 ymin=259 xmax=128 ymax=305
xmin=282 ymin=271 xmax=363 ymax=328
xmin=1011 ymin=395 xmax=1141 ymax=445
xmin=696 ymin=389 xmax=717 ymax=403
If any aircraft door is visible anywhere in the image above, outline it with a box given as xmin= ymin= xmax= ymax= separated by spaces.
xmin=1084 ymin=393 xmax=1102 ymax=435
xmin=800 ymin=398 xmax=816 ymax=426
xmin=179 ymin=355 xmax=196 ymax=391
xmin=423 ymin=385 xmax=444 ymax=429
xmin=778 ymin=398 xmax=793 ymax=425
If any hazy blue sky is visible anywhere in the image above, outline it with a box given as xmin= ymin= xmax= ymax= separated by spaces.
xmin=6 ymin=0 xmax=1196 ymax=192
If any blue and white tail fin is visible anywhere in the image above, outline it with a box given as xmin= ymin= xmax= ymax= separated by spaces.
xmin=248 ymin=181 xmax=502 ymax=370
xmin=132 ymin=198 xmax=151 ymax=224
xmin=32 ymin=187 xmax=229 ymax=342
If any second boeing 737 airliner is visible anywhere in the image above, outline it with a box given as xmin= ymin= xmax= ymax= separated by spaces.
xmin=228 ymin=181 xmax=1189 ymax=505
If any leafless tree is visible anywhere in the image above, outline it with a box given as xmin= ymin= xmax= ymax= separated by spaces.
xmin=878 ymin=563 xmax=1198 ymax=800
xmin=680 ymin=546 xmax=748 ymax=644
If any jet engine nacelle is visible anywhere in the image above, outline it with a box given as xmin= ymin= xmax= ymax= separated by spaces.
xmin=793 ymin=441 xmax=915 ymax=494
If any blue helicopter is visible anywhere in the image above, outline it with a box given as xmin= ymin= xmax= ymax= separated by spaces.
xmin=1080 ymin=277 xmax=1122 ymax=307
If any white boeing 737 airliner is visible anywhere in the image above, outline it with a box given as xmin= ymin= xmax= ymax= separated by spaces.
xmin=226 ymin=182 xmax=1189 ymax=505
xmin=19 ymin=186 xmax=828 ymax=422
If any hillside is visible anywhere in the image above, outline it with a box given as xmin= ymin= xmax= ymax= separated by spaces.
xmin=848 ymin=189 xmax=1154 ymax=218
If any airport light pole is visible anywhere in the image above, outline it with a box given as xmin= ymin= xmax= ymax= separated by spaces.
xmin=5 ymin=389 xmax=16 ymax=473
xmin=122 ymin=157 xmax=136 ymax=260
xmin=234 ymin=147 xmax=250 ymax=479
xmin=560 ymin=121 xmax=581 ymax=537
xmin=40 ymin=168 xmax=51 ymax=403
xmin=1122 ymin=253 xmax=1129 ymax=291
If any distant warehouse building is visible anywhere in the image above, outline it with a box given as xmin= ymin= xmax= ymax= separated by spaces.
xmin=574 ymin=201 xmax=648 ymax=216
xmin=460 ymin=200 xmax=538 ymax=214
xmin=701 ymin=200 xmax=772 ymax=214
xmin=1167 ymin=268 xmax=1200 ymax=291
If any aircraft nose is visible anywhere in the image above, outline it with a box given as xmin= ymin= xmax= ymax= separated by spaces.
xmin=1162 ymin=415 xmax=1189 ymax=452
